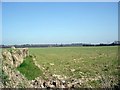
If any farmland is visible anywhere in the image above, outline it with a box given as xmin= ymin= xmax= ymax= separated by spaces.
xmin=2 ymin=46 xmax=119 ymax=88
xmin=26 ymin=46 xmax=119 ymax=87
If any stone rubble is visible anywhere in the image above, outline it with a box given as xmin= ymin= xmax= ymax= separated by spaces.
xmin=1 ymin=47 xmax=31 ymax=88
xmin=2 ymin=47 xmax=29 ymax=68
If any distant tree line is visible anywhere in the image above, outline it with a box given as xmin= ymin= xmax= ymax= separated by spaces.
xmin=0 ymin=41 xmax=120 ymax=48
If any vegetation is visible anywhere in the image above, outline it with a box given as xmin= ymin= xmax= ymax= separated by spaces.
xmin=17 ymin=56 xmax=43 ymax=80
xmin=6 ymin=46 xmax=118 ymax=87
xmin=29 ymin=46 xmax=119 ymax=87
xmin=1 ymin=70 xmax=9 ymax=86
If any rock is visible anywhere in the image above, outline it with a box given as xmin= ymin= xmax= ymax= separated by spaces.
xmin=49 ymin=84 xmax=55 ymax=88
xmin=11 ymin=46 xmax=16 ymax=49
xmin=56 ymin=79 xmax=61 ymax=87
xmin=73 ymin=59 xmax=76 ymax=60
xmin=2 ymin=50 xmax=13 ymax=65
xmin=22 ymin=48 xmax=29 ymax=57
xmin=43 ymin=81 xmax=46 ymax=87
xmin=52 ymin=81 xmax=56 ymax=87
xmin=60 ymin=85 xmax=65 ymax=88
xmin=50 ymin=63 xmax=54 ymax=66
xmin=62 ymin=80 xmax=66 ymax=84
xmin=71 ymin=85 xmax=75 ymax=88
xmin=67 ymin=83 xmax=72 ymax=88
xmin=70 ymin=69 xmax=75 ymax=72
xmin=2 ymin=47 xmax=29 ymax=68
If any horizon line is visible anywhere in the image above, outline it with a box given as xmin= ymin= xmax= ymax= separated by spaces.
xmin=1 ymin=41 xmax=119 ymax=45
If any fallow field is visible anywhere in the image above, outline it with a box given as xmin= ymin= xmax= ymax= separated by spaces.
xmin=17 ymin=46 xmax=119 ymax=88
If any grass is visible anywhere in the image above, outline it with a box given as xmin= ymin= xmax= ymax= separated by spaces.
xmin=29 ymin=46 xmax=119 ymax=87
xmin=4 ymin=46 xmax=119 ymax=87
xmin=29 ymin=46 xmax=118 ymax=76
xmin=17 ymin=56 xmax=43 ymax=80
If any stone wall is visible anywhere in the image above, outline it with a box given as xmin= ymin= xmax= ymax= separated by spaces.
xmin=1 ymin=47 xmax=31 ymax=88
xmin=2 ymin=47 xmax=29 ymax=67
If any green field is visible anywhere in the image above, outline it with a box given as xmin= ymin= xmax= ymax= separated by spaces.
xmin=18 ymin=46 xmax=119 ymax=87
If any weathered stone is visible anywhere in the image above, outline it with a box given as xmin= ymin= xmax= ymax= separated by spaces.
xmin=11 ymin=46 xmax=16 ymax=49
xmin=2 ymin=47 xmax=29 ymax=68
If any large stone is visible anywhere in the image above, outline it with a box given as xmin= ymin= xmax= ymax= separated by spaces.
xmin=2 ymin=50 xmax=13 ymax=65
xmin=2 ymin=47 xmax=29 ymax=67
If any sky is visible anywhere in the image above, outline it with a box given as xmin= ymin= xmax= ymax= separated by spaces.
xmin=2 ymin=2 xmax=118 ymax=45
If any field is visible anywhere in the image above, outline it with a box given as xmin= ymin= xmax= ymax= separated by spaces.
xmin=18 ymin=46 xmax=118 ymax=87
xmin=1 ymin=46 xmax=119 ymax=87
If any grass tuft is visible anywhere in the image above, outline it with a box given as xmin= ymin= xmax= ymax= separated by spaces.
xmin=17 ymin=56 xmax=43 ymax=80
